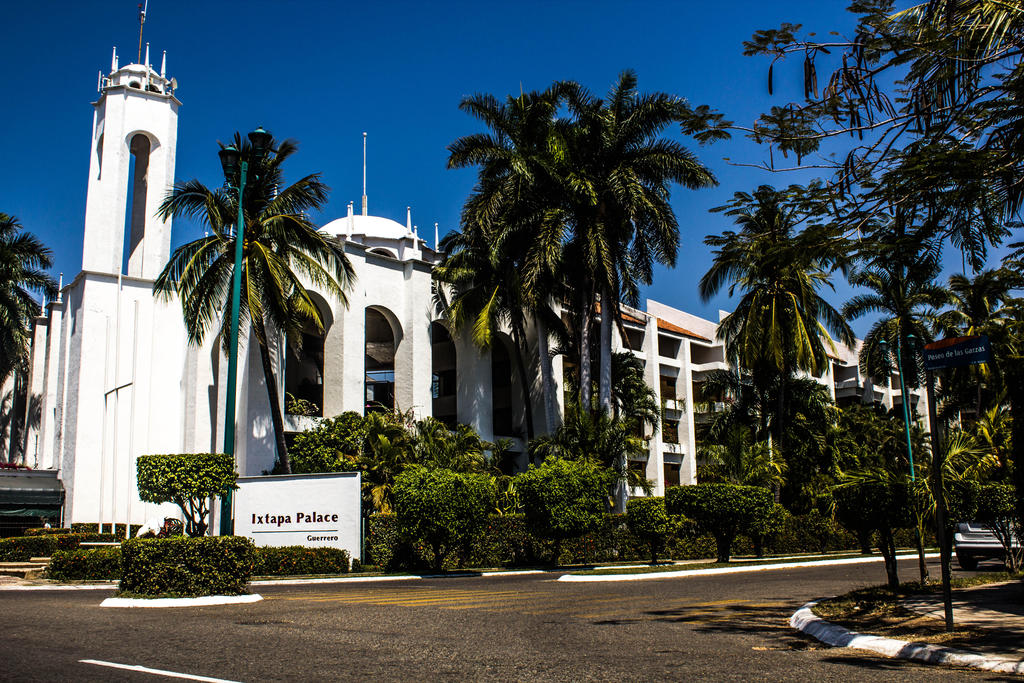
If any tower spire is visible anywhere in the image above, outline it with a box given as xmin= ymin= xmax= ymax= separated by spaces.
xmin=137 ymin=0 xmax=148 ymax=64
xmin=434 ymin=222 xmax=439 ymax=249
xmin=361 ymin=132 xmax=368 ymax=216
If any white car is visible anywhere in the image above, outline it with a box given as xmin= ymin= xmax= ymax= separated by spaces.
xmin=953 ymin=522 xmax=1022 ymax=570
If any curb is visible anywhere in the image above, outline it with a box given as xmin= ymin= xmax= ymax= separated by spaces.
xmin=252 ymin=569 xmax=546 ymax=586
xmin=791 ymin=601 xmax=1024 ymax=675
xmin=558 ymin=553 xmax=939 ymax=582
xmin=100 ymin=594 xmax=264 ymax=608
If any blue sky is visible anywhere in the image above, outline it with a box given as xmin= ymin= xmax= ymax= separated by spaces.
xmin=2 ymin=1 xmax=942 ymax=335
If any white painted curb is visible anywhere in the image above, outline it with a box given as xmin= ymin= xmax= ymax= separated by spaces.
xmin=100 ymin=594 xmax=263 ymax=608
xmin=791 ymin=601 xmax=1024 ymax=675
xmin=558 ymin=553 xmax=939 ymax=582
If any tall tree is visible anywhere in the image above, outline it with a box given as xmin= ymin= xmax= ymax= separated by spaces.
xmin=561 ymin=72 xmax=716 ymax=414
xmin=700 ymin=185 xmax=853 ymax=456
xmin=0 ymin=213 xmax=57 ymax=384
xmin=155 ymin=134 xmax=354 ymax=474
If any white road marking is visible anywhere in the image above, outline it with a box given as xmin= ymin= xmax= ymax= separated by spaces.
xmin=80 ymin=659 xmax=241 ymax=682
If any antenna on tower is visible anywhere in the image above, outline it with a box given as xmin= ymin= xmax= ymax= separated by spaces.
xmin=137 ymin=0 xmax=148 ymax=64
xmin=361 ymin=132 xmax=368 ymax=216
xmin=434 ymin=222 xmax=439 ymax=249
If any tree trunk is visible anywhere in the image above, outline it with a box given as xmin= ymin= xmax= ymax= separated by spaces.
xmin=535 ymin=314 xmax=559 ymax=433
xmin=915 ymin=524 xmax=929 ymax=584
xmin=879 ymin=528 xmax=899 ymax=589
xmin=579 ymin=288 xmax=594 ymax=411
xmin=715 ymin=533 xmax=732 ymax=563
xmin=598 ymin=286 xmax=613 ymax=415
xmin=253 ymin=318 xmax=290 ymax=474
xmin=510 ymin=324 xmax=536 ymax=441
xmin=1008 ymin=374 xmax=1024 ymax=535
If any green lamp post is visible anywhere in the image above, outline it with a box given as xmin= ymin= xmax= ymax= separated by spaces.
xmin=218 ymin=127 xmax=272 ymax=536
xmin=879 ymin=333 xmax=918 ymax=481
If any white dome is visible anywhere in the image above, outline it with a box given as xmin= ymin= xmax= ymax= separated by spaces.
xmin=320 ymin=214 xmax=411 ymax=240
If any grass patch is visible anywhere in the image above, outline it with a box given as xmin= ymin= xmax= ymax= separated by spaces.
xmin=812 ymin=571 xmax=1023 ymax=650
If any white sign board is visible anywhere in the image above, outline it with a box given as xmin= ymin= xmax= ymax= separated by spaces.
xmin=233 ymin=472 xmax=361 ymax=559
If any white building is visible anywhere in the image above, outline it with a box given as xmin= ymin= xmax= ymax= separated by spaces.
xmin=2 ymin=48 xmax=926 ymax=529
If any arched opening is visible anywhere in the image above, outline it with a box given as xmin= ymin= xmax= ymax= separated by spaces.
xmin=491 ymin=338 xmax=515 ymax=437
xmin=431 ymin=322 xmax=457 ymax=428
xmin=122 ymin=133 xmax=150 ymax=275
xmin=285 ymin=293 xmax=331 ymax=417
xmin=368 ymin=247 xmax=397 ymax=259
xmin=365 ymin=307 xmax=397 ymax=414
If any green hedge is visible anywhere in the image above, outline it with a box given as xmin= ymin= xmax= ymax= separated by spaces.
xmin=24 ymin=528 xmax=72 ymax=536
xmin=252 ymin=546 xmax=351 ymax=576
xmin=367 ymin=510 xmax=891 ymax=571
xmin=119 ymin=536 xmax=255 ymax=597
xmin=0 ymin=535 xmax=57 ymax=561
xmin=47 ymin=548 xmax=122 ymax=581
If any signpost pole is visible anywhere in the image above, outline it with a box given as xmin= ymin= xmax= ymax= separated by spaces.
xmin=925 ymin=368 xmax=954 ymax=631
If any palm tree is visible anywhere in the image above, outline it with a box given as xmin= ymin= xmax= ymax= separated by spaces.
xmin=700 ymin=186 xmax=853 ymax=456
xmin=0 ymin=213 xmax=57 ymax=384
xmin=610 ymin=351 xmax=659 ymax=436
xmin=445 ymin=85 xmax=569 ymax=435
xmin=154 ymin=134 xmax=354 ymax=473
xmin=935 ymin=268 xmax=1021 ymax=416
xmin=561 ymin=72 xmax=716 ymax=414
xmin=357 ymin=411 xmax=415 ymax=514
xmin=697 ymin=424 xmax=784 ymax=490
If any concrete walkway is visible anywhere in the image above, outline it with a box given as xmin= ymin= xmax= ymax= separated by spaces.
xmin=902 ymin=580 xmax=1024 ymax=645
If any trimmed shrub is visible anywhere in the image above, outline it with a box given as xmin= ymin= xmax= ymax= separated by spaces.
xmin=516 ymin=458 xmax=608 ymax=558
xmin=0 ymin=535 xmax=58 ymax=561
xmin=47 ymin=547 xmax=121 ymax=581
xmin=252 ymin=546 xmax=351 ymax=576
xmin=291 ymin=411 xmax=365 ymax=474
xmin=55 ymin=533 xmax=118 ymax=551
xmin=626 ymin=497 xmax=670 ymax=564
xmin=666 ymin=484 xmax=773 ymax=562
xmin=393 ymin=467 xmax=495 ymax=572
xmin=119 ymin=536 xmax=255 ymax=597
xmin=137 ymin=453 xmax=237 ymax=537
xmin=24 ymin=528 xmax=72 ymax=536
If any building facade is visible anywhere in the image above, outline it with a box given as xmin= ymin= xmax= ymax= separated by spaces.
xmin=6 ymin=50 xmax=927 ymax=528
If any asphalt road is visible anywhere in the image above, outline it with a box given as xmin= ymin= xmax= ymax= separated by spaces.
xmin=0 ymin=556 xmax=1014 ymax=682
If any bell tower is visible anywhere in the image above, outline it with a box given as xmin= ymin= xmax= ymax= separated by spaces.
xmin=82 ymin=45 xmax=179 ymax=280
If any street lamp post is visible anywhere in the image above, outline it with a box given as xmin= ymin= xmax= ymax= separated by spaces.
xmin=217 ymin=127 xmax=272 ymax=536
xmin=879 ymin=334 xmax=917 ymax=481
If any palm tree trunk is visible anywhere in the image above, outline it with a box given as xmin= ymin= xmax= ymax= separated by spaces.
xmin=598 ymin=286 xmax=613 ymax=416
xmin=579 ymin=287 xmax=594 ymax=411
xmin=253 ymin=317 xmax=290 ymax=474
xmin=510 ymin=324 xmax=536 ymax=441
xmin=535 ymin=314 xmax=559 ymax=432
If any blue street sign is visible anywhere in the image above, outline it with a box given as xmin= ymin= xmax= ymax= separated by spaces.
xmin=923 ymin=335 xmax=992 ymax=370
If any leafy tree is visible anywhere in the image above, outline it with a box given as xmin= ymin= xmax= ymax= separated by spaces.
xmin=290 ymin=411 xmax=366 ymax=474
xmin=136 ymin=453 xmax=237 ymax=537
xmin=611 ymin=352 xmax=660 ymax=436
xmin=697 ymin=424 xmax=783 ymax=490
xmin=833 ymin=479 xmax=912 ymax=589
xmin=516 ymin=457 xmax=608 ymax=554
xmin=393 ymin=466 xmax=495 ymax=572
xmin=626 ymin=496 xmax=670 ymax=565
xmin=412 ymin=416 xmax=490 ymax=472
xmin=155 ymin=134 xmax=354 ymax=474
xmin=973 ymin=483 xmax=1023 ymax=572
xmin=0 ymin=213 xmax=57 ymax=384
xmin=665 ymin=483 xmax=772 ymax=563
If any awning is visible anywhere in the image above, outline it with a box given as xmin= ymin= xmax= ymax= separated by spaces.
xmin=0 ymin=507 xmax=61 ymax=517
xmin=0 ymin=471 xmax=64 ymax=511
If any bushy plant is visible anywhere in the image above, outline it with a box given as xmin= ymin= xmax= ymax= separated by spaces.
xmin=252 ymin=546 xmax=351 ymax=576
xmin=516 ymin=457 xmax=609 ymax=561
xmin=626 ymin=497 xmax=670 ymax=564
xmin=136 ymin=453 xmax=237 ymax=537
xmin=745 ymin=502 xmax=790 ymax=558
xmin=974 ymin=483 xmax=1023 ymax=572
xmin=291 ymin=411 xmax=366 ymax=474
xmin=0 ymin=535 xmax=57 ymax=561
xmin=24 ymin=528 xmax=71 ymax=536
xmin=68 ymin=523 xmax=140 ymax=538
xmin=665 ymin=484 xmax=772 ymax=562
xmin=393 ymin=466 xmax=495 ymax=572
xmin=119 ymin=536 xmax=254 ymax=597
xmin=47 ymin=547 xmax=121 ymax=581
